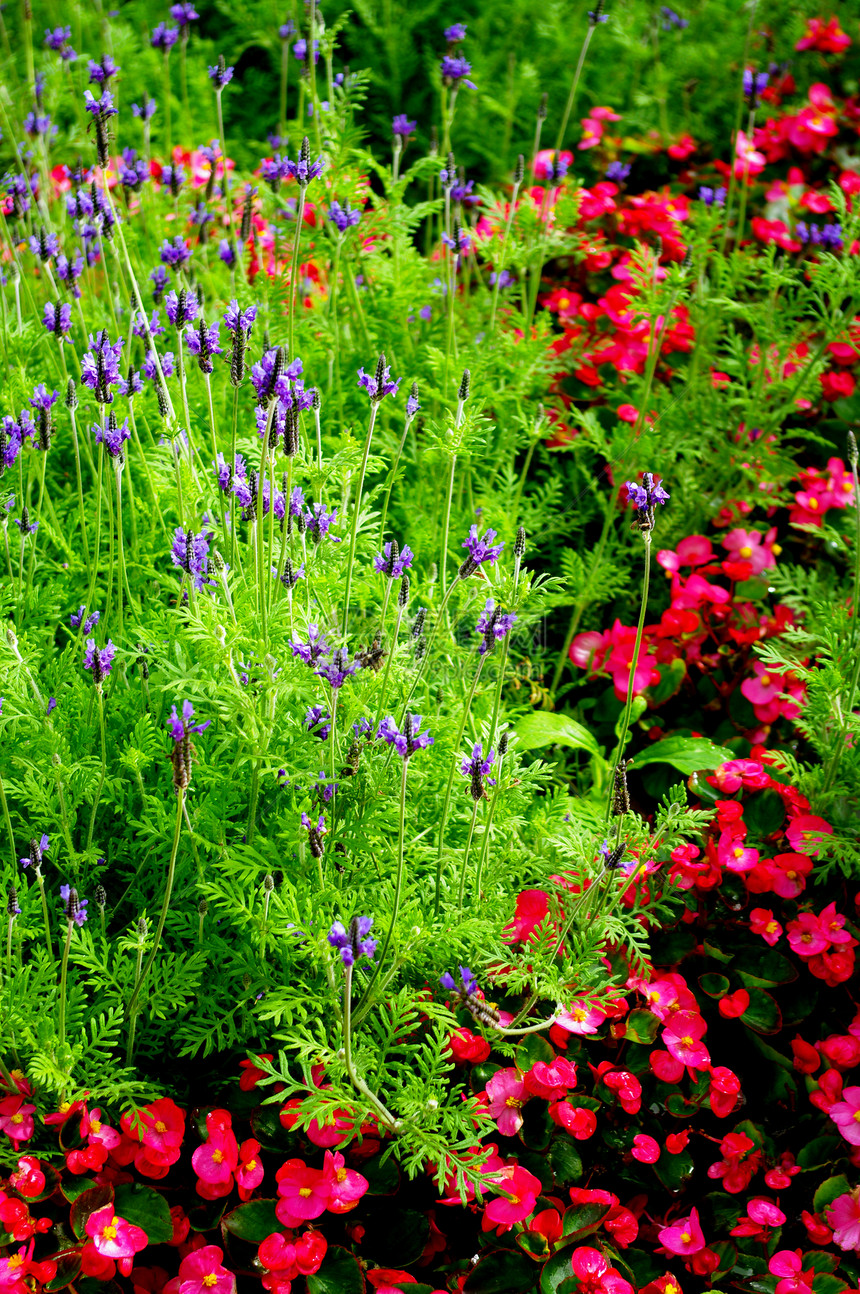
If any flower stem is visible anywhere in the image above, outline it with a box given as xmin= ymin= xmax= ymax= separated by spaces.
xmin=456 ymin=796 xmax=480 ymax=911
xmin=606 ymin=533 xmax=652 ymax=826
xmin=434 ymin=655 xmax=485 ymax=916
xmin=86 ymin=690 xmax=108 ymax=850
xmin=288 ymin=187 xmax=307 ymax=357
xmin=341 ymin=401 xmax=378 ymax=638
xmin=125 ymin=788 xmax=184 ymax=1062
xmin=57 ymin=917 xmax=73 ymax=1050
xmin=352 ymin=757 xmax=407 ymax=1019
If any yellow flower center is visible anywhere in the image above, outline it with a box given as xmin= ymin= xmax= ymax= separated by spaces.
xmin=681 ymin=1231 xmax=691 ymax=1244
xmin=336 ymin=1167 xmax=347 ymax=1182
xmin=844 ymin=480 xmax=853 ymax=492
xmin=59 ymin=1101 xmax=71 ymax=1113
xmin=681 ymin=1036 xmax=694 ymax=1047
xmin=772 ymin=544 xmax=782 ymax=555
xmin=102 ymin=1222 xmax=118 ymax=1240
xmin=766 ymin=921 xmax=778 ymax=933
xmin=155 ymin=1120 xmax=167 ymax=1133
xmin=203 ymin=1276 xmax=218 ymax=1288
xmin=8 ymin=1256 xmax=23 ymax=1271
xmin=245 ymin=1159 xmax=257 ymax=1172
xmin=760 ymin=674 xmax=771 ymax=685
xmin=558 ymin=296 xmax=570 ymax=309
xmin=11 ymin=1070 xmax=24 ymax=1083
xmin=808 ymin=498 xmax=819 ymax=510
xmin=853 ymin=1110 xmax=860 ymax=1122
xmin=506 ymin=1097 xmax=522 ymax=1108
xmin=299 ymin=1187 xmax=313 ymax=1198
xmin=91 ymin=1119 xmax=102 ymax=1133
xmin=739 ymin=546 xmax=752 ymax=558
xmin=11 ymin=1113 xmax=23 ymax=1124
xmin=786 ymin=870 xmax=796 ymax=879
xmin=733 ymin=847 xmax=745 ymax=859
xmin=572 ymin=1007 xmax=587 ymax=1021
xmin=212 ymin=1150 xmax=224 ymax=1164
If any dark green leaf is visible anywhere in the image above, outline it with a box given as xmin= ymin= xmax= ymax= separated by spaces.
xmin=307 ymin=1246 xmax=365 ymax=1294
xmin=632 ymin=735 xmax=733 ymax=775
xmin=741 ymin=987 xmax=782 ymax=1035
xmin=515 ymin=1033 xmax=556 ymax=1071
xmin=222 ymin=1199 xmax=280 ymax=1245
xmin=653 ymin=1149 xmax=695 ymax=1192
xmin=624 ymin=1009 xmax=659 ymax=1044
xmin=548 ymin=1136 xmax=583 ymax=1188
xmin=540 ymin=1249 xmax=576 ymax=1294
xmin=743 ymin=790 xmax=786 ymax=838
xmin=698 ymin=973 xmax=730 ymax=998
xmin=70 ymin=1184 xmax=114 ymax=1240
xmin=361 ymin=1154 xmax=400 ymax=1195
xmin=114 ymin=1184 xmax=174 ymax=1245
xmin=46 ymin=1255 xmax=83 ymax=1293
xmin=814 ymin=1175 xmax=851 ymax=1214
xmin=464 ymin=1249 xmax=539 ymax=1293
xmin=515 ymin=712 xmax=600 ymax=757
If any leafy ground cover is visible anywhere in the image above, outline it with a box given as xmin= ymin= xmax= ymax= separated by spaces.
xmin=1 ymin=0 xmax=860 ymax=1292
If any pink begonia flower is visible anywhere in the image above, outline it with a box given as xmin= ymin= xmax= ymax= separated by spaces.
xmin=486 ymin=1068 xmax=527 ymax=1137
xmin=657 ymin=534 xmax=713 ymax=573
xmin=550 ymin=1101 xmax=597 ymax=1139
xmin=722 ymin=527 xmax=780 ymax=574
xmin=786 ymin=912 xmax=830 ymax=957
xmin=662 ymin=1013 xmax=710 ymax=1068
xmin=323 ymin=1150 xmax=369 ymax=1213
xmin=741 ymin=661 xmax=787 ymax=708
xmin=769 ymin=1248 xmax=814 ymax=1294
xmin=750 ymin=908 xmax=783 ymax=946
xmin=816 ymin=901 xmax=853 ymax=945
xmin=0 ymin=1096 xmax=36 ymax=1146
xmin=483 ymin=1164 xmax=541 ymax=1226
xmin=828 ymin=1086 xmax=860 ymax=1146
xmin=769 ymin=853 xmax=812 ymax=898
xmin=556 ymin=1000 xmax=606 ymax=1035
xmin=569 ymin=1246 xmax=634 ymax=1294
xmin=631 ymin=1134 xmax=661 ymax=1164
xmin=191 ymin=1115 xmax=239 ymax=1200
xmin=734 ymin=130 xmax=766 ymax=178
xmin=176 ymin=1246 xmax=236 ymax=1294
xmin=749 ymin=1198 xmax=787 ymax=1226
xmin=235 ymin=1139 xmax=264 ymax=1199
xmin=826 ymin=1189 xmax=860 ymax=1252
xmin=275 ymin=1159 xmax=331 ymax=1225
xmin=80 ymin=1107 xmax=122 ymax=1150
xmin=785 ymin=814 xmax=833 ymax=856
xmin=658 ymin=1207 xmax=706 ymax=1256
xmin=84 ymin=1205 xmax=148 ymax=1274
xmin=710 ymin=759 xmax=771 ymax=793
xmin=717 ymin=830 xmax=760 ymax=873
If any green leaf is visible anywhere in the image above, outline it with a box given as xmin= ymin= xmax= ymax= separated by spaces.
xmin=798 ymin=1135 xmax=841 ymax=1170
xmin=307 ymin=1246 xmax=366 ymax=1294
xmin=548 ymin=1136 xmax=583 ymax=1187
xmin=114 ymin=1184 xmax=174 ymax=1245
xmin=359 ymin=1209 xmax=429 ymax=1267
xmin=742 ymin=790 xmax=786 ymax=838
xmin=623 ymin=1009 xmax=659 ymax=1045
xmin=70 ymin=1184 xmax=115 ymax=1240
xmin=46 ymin=1254 xmax=83 ymax=1292
xmin=632 ymin=735 xmax=734 ymax=775
xmin=810 ymin=1276 xmax=848 ymax=1294
xmin=464 ymin=1250 xmax=539 ymax=1293
xmin=60 ymin=1176 xmax=99 ymax=1204
xmin=814 ymin=1175 xmax=851 ymax=1214
xmin=361 ymin=1154 xmax=400 ymax=1195
xmin=653 ymin=1149 xmax=695 ymax=1192
xmin=698 ymin=973 xmax=730 ymax=998
xmin=222 ymin=1199 xmax=280 ymax=1245
xmin=560 ymin=1201 xmax=612 ymax=1240
xmin=515 ymin=712 xmax=600 ymax=757
xmin=741 ymin=988 xmax=782 ymax=1035
xmin=540 ymin=1249 xmax=576 ymax=1294
xmin=737 ymin=949 xmax=798 ymax=988
xmin=649 ymin=658 xmax=687 ymax=706
xmin=515 ymin=1033 xmax=556 ymax=1071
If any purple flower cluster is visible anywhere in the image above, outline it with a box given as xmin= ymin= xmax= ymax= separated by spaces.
xmin=81 ymin=331 xmax=124 ymax=405
xmin=699 ymin=185 xmax=727 ymax=207
xmin=328 ymin=916 xmax=376 ymax=967
xmin=291 ymin=624 xmax=329 ymax=666
xmin=167 ymin=699 xmax=210 ymax=741
xmin=315 ymin=650 xmax=360 ymax=691
xmin=171 ymin=527 xmax=212 ymax=591
xmin=93 ymin=414 xmax=132 ymax=459
xmin=392 ymin=114 xmax=417 ymax=138
xmin=460 ymin=742 xmax=496 ymax=801
xmin=161 ymin=236 xmax=192 ymax=268
xmin=327 ymin=201 xmax=361 ymax=232
xmin=373 ymin=542 xmax=414 ymax=579
xmin=42 ymin=301 xmax=72 ymax=338
xmin=84 ymin=639 xmax=116 ymax=685
xmin=61 ymin=884 xmax=88 ymax=926
xmin=152 ymin=23 xmax=180 ymax=50
xmin=165 ymin=289 xmax=199 ymax=327
xmin=440 ymin=965 xmax=477 ymax=996
xmin=458 ymin=525 xmax=505 ymax=579
xmin=743 ymin=67 xmax=769 ymax=102
xmin=185 ymin=319 xmax=223 ymax=374
xmin=304 ymin=706 xmax=331 ymax=740
xmin=357 ymin=358 xmax=400 ymax=402
xmin=20 ymin=834 xmax=49 ymax=871
xmin=440 ymin=55 xmax=475 ymax=89
xmin=475 ymin=599 xmax=517 ymax=655
xmin=377 ymin=714 xmax=434 ymax=759
xmin=796 ymin=222 xmax=843 ymax=250
xmin=70 ymin=606 xmax=100 ymax=633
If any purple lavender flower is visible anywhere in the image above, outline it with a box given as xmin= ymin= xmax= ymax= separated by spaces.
xmin=42 ymin=301 xmax=72 ymax=338
xmin=184 ymin=319 xmax=223 ymax=374
xmin=625 ymin=472 xmax=669 ymax=533
xmin=150 ymin=265 xmax=171 ymax=302
xmin=373 ymin=542 xmax=414 ymax=579
xmin=30 ymin=385 xmax=59 ymax=412
xmin=223 ymin=300 xmax=258 ymax=333
xmin=93 ymin=414 xmax=131 ymax=458
xmin=406 ymin=385 xmax=421 ymax=418
xmin=143 ymin=349 xmax=175 ymax=381
xmin=458 ymin=525 xmax=504 ymax=578
xmin=46 ymin=697 xmax=57 ymax=716
xmin=45 ymin=25 xmax=71 ymax=49
xmin=13 ymin=510 xmax=37 ymax=535
xmin=376 ymin=714 xmax=434 ymax=759
xmin=165 ymin=289 xmax=199 ymax=327
xmin=328 ymin=916 xmax=376 ymax=967
xmin=171 ymin=526 xmax=212 ymax=590
xmin=488 ymin=270 xmax=511 ymax=289
xmin=283 ymin=137 xmax=325 ymax=186
xmin=443 ymin=22 xmax=467 ymax=41
xmin=440 ymin=965 xmax=477 ymax=995
xmin=151 ymin=23 xmax=180 ymax=50
xmin=699 ymin=185 xmax=726 ymax=207
xmin=170 ymin=2 xmax=199 ymax=26
xmin=304 ymin=705 xmax=331 ymax=740
xmin=70 ymin=606 xmax=100 ymax=633
xmin=393 ymin=114 xmax=417 ymax=138
xmin=460 ymin=742 xmax=495 ymax=801
xmin=88 ymin=55 xmax=119 ymax=84
xmin=160 ymin=163 xmax=185 ymax=192
xmin=315 ymin=650 xmax=360 ymax=690
xmin=216 ymin=451 xmax=246 ymax=494
xmin=588 ymin=7 xmax=610 ymax=23
xmin=327 ymin=200 xmax=361 ymax=232
xmin=279 ymin=20 xmax=295 ymax=39
xmin=606 ymin=161 xmax=631 ymax=182
xmin=357 ymin=355 xmax=400 ymax=402
xmin=292 ymin=38 xmax=320 ymax=63
xmin=208 ymin=60 xmax=234 ymax=88
xmin=60 ymin=885 xmax=88 ymax=926
xmin=84 ymin=638 xmax=116 ymax=685
xmin=120 ymin=150 xmax=148 ymax=190
xmin=304 ymin=501 xmax=339 ymax=543
xmin=289 ymin=486 xmax=305 ymax=516
xmin=28 ymin=230 xmax=60 ymax=261
xmin=218 ymin=239 xmax=237 ymax=266
xmin=168 ymin=699 xmax=210 ymax=740
xmin=660 ymin=6 xmax=688 ymax=30
xmin=81 ymin=331 xmax=123 ymax=404
xmin=440 ymin=55 xmax=475 ymax=88
xmin=24 ymin=112 xmax=54 ymax=138
xmin=291 ymin=623 xmax=330 ymax=665
xmin=160 ymin=236 xmax=191 ymax=268
xmin=743 ymin=67 xmax=769 ymax=102
xmin=475 ymin=599 xmax=517 ymax=655
xmin=20 ymin=833 xmax=49 ymax=870
xmin=83 ymin=89 xmax=118 ymax=118
xmin=55 ymin=252 xmax=85 ymax=298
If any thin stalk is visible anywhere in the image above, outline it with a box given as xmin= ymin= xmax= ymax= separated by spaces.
xmin=553 ymin=21 xmax=597 ymax=154
xmin=377 ymin=415 xmax=413 ymax=544
xmin=434 ymin=655 xmax=486 ymax=915
xmin=125 ymin=788 xmax=184 ymax=1062
xmin=57 ymin=917 xmax=73 ymax=1047
xmin=86 ymin=690 xmax=108 ymax=849
xmin=341 ymin=402 xmax=379 ymax=638
xmin=456 ymin=796 xmax=480 ymax=911
xmin=288 ymin=187 xmax=307 ymax=356
xmin=605 ymin=534 xmax=652 ymax=825
xmin=352 ymin=757 xmax=407 ymax=1019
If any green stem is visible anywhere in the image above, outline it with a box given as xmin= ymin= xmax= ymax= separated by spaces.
xmin=341 ymin=401 xmax=378 ymax=638
xmin=456 ymin=796 xmax=480 ymax=911
xmin=86 ymin=690 xmax=107 ymax=849
xmin=434 ymin=655 xmax=485 ymax=915
xmin=553 ymin=22 xmax=596 ymax=154
xmin=606 ymin=534 xmax=652 ymax=824
xmin=57 ymin=918 xmax=73 ymax=1048
xmin=125 ymin=788 xmax=184 ymax=1063
xmin=352 ymin=757 xmax=407 ymax=1019
xmin=288 ymin=187 xmax=307 ymax=357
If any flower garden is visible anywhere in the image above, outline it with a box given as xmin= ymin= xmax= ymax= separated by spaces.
xmin=1 ymin=0 xmax=860 ymax=1291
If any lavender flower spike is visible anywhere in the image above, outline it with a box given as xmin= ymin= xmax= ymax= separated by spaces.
xmin=328 ymin=915 xmax=376 ymax=966
xmin=376 ymin=714 xmax=434 ymax=759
